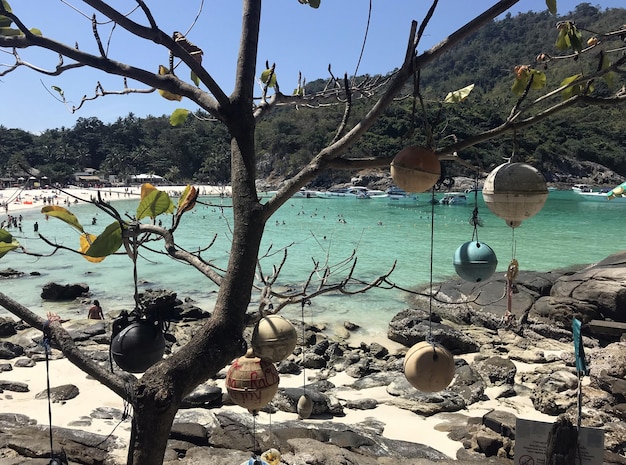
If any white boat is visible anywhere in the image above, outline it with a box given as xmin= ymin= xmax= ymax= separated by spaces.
xmin=317 ymin=186 xmax=374 ymax=199
xmin=575 ymin=189 xmax=626 ymax=203
xmin=572 ymin=184 xmax=594 ymax=193
xmin=372 ymin=187 xmax=419 ymax=204
xmin=292 ymin=188 xmax=320 ymax=198
xmin=439 ymin=192 xmax=468 ymax=205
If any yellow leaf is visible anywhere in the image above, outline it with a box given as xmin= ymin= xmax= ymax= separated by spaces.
xmin=157 ymin=65 xmax=182 ymax=101
xmin=79 ymin=233 xmax=105 ymax=263
xmin=140 ymin=183 xmax=158 ymax=200
xmin=444 ymin=84 xmax=475 ymax=103
xmin=158 ymin=89 xmax=183 ymax=101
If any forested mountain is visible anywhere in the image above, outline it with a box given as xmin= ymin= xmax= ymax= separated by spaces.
xmin=1 ymin=3 xmax=625 ymax=187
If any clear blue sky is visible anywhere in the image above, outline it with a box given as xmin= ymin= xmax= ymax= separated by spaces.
xmin=1 ymin=1 xmax=623 ymax=133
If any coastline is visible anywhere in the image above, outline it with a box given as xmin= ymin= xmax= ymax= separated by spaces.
xmin=1 ymin=184 xmax=233 ymax=216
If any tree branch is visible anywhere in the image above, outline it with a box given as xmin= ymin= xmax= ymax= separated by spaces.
xmin=262 ymin=0 xmax=523 ymax=217
xmin=0 ymin=292 xmax=134 ymax=399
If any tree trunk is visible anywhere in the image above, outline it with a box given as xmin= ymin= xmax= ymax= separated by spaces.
xmin=127 ymin=110 xmax=262 ymax=465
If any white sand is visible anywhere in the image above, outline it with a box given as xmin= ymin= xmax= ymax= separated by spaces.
xmin=0 ymin=356 xmax=131 ymax=462
xmin=0 ymin=184 xmax=232 ymax=216
xmin=0 ymin=347 xmax=557 ymax=463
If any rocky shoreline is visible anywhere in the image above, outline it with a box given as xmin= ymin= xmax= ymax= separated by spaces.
xmin=1 ymin=251 xmax=626 ymax=464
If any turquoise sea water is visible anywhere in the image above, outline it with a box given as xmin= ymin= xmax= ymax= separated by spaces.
xmin=1 ymin=189 xmax=623 ymax=336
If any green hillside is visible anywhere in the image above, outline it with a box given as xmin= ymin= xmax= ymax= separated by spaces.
xmin=1 ymin=3 xmax=624 ymax=187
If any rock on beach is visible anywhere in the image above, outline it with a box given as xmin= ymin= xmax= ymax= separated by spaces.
xmin=1 ymin=253 xmax=626 ymax=463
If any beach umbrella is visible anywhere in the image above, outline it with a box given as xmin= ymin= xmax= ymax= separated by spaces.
xmin=607 ymin=181 xmax=626 ymax=200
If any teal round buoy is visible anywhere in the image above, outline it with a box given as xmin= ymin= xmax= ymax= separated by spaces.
xmin=453 ymin=241 xmax=498 ymax=282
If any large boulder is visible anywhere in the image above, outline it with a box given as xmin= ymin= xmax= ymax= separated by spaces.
xmin=530 ymin=252 xmax=626 ymax=325
xmin=40 ymin=282 xmax=89 ymax=301
xmin=387 ymin=309 xmax=479 ymax=354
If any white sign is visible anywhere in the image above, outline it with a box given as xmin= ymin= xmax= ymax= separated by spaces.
xmin=515 ymin=418 xmax=604 ymax=465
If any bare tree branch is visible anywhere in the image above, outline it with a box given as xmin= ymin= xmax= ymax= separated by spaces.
xmin=0 ymin=292 xmax=134 ymax=399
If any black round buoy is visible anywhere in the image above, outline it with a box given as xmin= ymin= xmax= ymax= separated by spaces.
xmin=111 ymin=320 xmax=165 ymax=373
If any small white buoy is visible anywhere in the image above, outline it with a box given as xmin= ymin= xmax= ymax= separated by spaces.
xmin=297 ymin=393 xmax=313 ymax=419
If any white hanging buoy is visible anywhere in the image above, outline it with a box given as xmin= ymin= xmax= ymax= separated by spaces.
xmin=297 ymin=393 xmax=313 ymax=419
xmin=251 ymin=315 xmax=298 ymax=362
xmin=482 ymin=162 xmax=548 ymax=228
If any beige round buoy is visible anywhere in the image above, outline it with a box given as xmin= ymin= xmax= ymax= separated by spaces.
xmin=390 ymin=147 xmax=441 ymax=193
xmin=297 ymin=393 xmax=313 ymax=419
xmin=403 ymin=341 xmax=456 ymax=392
xmin=225 ymin=349 xmax=279 ymax=413
xmin=482 ymin=162 xmax=548 ymax=228
xmin=251 ymin=315 xmax=298 ymax=362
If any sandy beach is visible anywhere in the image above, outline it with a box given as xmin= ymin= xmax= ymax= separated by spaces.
xmin=0 ymin=326 xmax=560 ymax=463
xmin=1 ymin=184 xmax=233 ymax=217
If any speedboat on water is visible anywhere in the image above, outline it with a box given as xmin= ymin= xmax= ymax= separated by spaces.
xmin=373 ymin=186 xmax=419 ymax=204
xmin=317 ymin=186 xmax=378 ymax=199
xmin=439 ymin=192 xmax=468 ymax=205
xmin=574 ymin=188 xmax=626 ymax=203
xmin=292 ymin=188 xmax=320 ymax=198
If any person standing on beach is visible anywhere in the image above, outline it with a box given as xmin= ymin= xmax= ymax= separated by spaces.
xmin=88 ymin=300 xmax=104 ymax=320
xmin=33 ymin=221 xmax=38 ymax=233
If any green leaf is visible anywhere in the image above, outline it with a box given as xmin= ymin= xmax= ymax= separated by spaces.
xmin=560 ymin=74 xmax=583 ymax=100
xmin=546 ymin=0 xmax=557 ymax=14
xmin=293 ymin=86 xmax=304 ymax=96
xmin=568 ymin=28 xmax=583 ymax=53
xmin=29 ymin=27 xmax=42 ymax=36
xmin=0 ymin=228 xmax=13 ymax=243
xmin=0 ymin=0 xmax=13 ymax=27
xmin=530 ymin=70 xmax=547 ymax=90
xmin=443 ymin=84 xmax=475 ymax=103
xmin=260 ymin=69 xmax=277 ymax=88
xmin=0 ymin=26 xmax=21 ymax=36
xmin=84 ymin=222 xmax=123 ymax=258
xmin=0 ymin=239 xmax=19 ymax=259
xmin=41 ymin=206 xmax=85 ymax=233
xmin=190 ymin=70 xmax=200 ymax=87
xmin=511 ymin=76 xmax=528 ymax=96
xmin=136 ymin=189 xmax=175 ymax=220
xmin=51 ymin=86 xmax=65 ymax=98
xmin=170 ymin=108 xmax=189 ymax=127
xmin=79 ymin=233 xmax=105 ymax=262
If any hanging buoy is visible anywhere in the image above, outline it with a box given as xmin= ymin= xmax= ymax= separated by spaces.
xmin=111 ymin=320 xmax=165 ymax=373
xmin=297 ymin=393 xmax=313 ymax=419
xmin=390 ymin=147 xmax=441 ymax=193
xmin=251 ymin=315 xmax=298 ymax=363
xmin=453 ymin=241 xmax=498 ymax=282
xmin=226 ymin=349 xmax=279 ymax=413
xmin=403 ymin=341 xmax=456 ymax=392
xmin=482 ymin=162 xmax=548 ymax=228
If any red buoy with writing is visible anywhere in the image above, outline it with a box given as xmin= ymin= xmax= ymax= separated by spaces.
xmin=225 ymin=349 xmax=280 ymax=413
